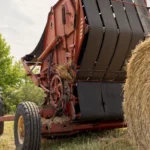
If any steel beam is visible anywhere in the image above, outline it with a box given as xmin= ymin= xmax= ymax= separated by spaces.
xmin=0 ymin=115 xmax=15 ymax=122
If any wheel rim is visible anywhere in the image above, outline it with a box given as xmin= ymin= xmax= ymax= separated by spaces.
xmin=18 ymin=115 xmax=25 ymax=144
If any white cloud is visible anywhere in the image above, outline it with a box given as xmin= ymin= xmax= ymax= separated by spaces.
xmin=0 ymin=0 xmax=58 ymax=60
xmin=148 ymin=0 xmax=150 ymax=6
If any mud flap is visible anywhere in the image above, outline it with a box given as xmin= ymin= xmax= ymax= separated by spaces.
xmin=77 ymin=82 xmax=123 ymax=122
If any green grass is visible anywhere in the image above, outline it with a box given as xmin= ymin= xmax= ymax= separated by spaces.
xmin=0 ymin=122 xmax=137 ymax=150
xmin=41 ymin=129 xmax=136 ymax=150
xmin=0 ymin=122 xmax=15 ymax=150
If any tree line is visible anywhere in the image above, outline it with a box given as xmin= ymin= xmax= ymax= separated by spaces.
xmin=0 ymin=34 xmax=44 ymax=113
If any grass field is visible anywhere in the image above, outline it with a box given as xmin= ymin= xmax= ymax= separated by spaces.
xmin=0 ymin=122 xmax=137 ymax=150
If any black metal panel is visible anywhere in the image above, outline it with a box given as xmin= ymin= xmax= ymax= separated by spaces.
xmin=101 ymin=83 xmax=123 ymax=120
xmin=77 ymin=82 xmax=104 ymax=121
xmin=77 ymin=82 xmax=123 ymax=122
xmin=77 ymin=0 xmax=104 ymax=79
xmin=92 ymin=0 xmax=118 ymax=80
xmin=134 ymin=0 xmax=150 ymax=34
xmin=123 ymin=0 xmax=144 ymax=52
xmin=118 ymin=0 xmax=144 ymax=80
xmin=104 ymin=1 xmax=132 ymax=80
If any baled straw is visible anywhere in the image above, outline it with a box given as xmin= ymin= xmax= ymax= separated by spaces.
xmin=123 ymin=38 xmax=150 ymax=150
xmin=56 ymin=62 xmax=75 ymax=81
xmin=41 ymin=116 xmax=70 ymax=128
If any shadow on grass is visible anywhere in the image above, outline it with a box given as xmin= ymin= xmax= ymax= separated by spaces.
xmin=41 ymin=129 xmax=136 ymax=150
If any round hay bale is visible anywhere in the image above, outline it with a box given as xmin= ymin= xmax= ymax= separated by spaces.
xmin=123 ymin=38 xmax=150 ymax=150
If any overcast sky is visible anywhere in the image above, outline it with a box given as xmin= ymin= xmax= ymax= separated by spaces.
xmin=0 ymin=0 xmax=150 ymax=60
xmin=0 ymin=0 xmax=58 ymax=60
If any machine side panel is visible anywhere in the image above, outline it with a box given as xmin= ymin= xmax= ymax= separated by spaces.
xmin=92 ymin=0 xmax=118 ymax=80
xmin=101 ymin=83 xmax=123 ymax=120
xmin=77 ymin=82 xmax=104 ymax=121
xmin=105 ymin=1 xmax=132 ymax=80
xmin=135 ymin=0 xmax=150 ymax=33
xmin=77 ymin=0 xmax=104 ymax=79
xmin=118 ymin=0 xmax=144 ymax=80
xmin=77 ymin=82 xmax=123 ymax=122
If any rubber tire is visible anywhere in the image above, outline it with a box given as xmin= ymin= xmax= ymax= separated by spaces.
xmin=0 ymin=97 xmax=4 ymax=135
xmin=14 ymin=102 xmax=41 ymax=150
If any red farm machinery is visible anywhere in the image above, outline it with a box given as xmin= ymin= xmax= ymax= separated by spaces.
xmin=0 ymin=0 xmax=150 ymax=149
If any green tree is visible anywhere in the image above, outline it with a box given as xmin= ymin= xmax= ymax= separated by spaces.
xmin=3 ymin=61 xmax=45 ymax=113
xmin=3 ymin=80 xmax=45 ymax=113
xmin=0 ymin=35 xmax=44 ymax=113
xmin=0 ymin=35 xmax=25 ymax=88
xmin=0 ymin=34 xmax=13 ymax=87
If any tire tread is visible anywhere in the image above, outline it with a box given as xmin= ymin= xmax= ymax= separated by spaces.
xmin=14 ymin=101 xmax=41 ymax=150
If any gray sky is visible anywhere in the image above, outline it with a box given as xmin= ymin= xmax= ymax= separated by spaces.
xmin=0 ymin=0 xmax=149 ymax=60
xmin=0 ymin=0 xmax=58 ymax=60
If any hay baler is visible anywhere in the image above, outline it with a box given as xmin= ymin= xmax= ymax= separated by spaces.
xmin=4 ymin=0 xmax=150 ymax=149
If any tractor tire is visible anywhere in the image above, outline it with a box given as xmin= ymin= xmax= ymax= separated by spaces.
xmin=14 ymin=102 xmax=41 ymax=150
xmin=0 ymin=97 xmax=4 ymax=135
